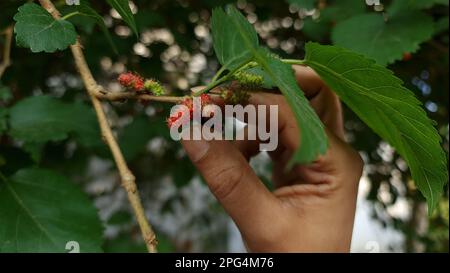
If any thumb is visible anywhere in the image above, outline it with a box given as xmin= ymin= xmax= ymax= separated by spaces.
xmin=181 ymin=137 xmax=280 ymax=232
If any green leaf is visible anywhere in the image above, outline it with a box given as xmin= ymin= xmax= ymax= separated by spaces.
xmin=301 ymin=0 xmax=366 ymax=41
xmin=106 ymin=0 xmax=138 ymax=37
xmin=118 ymin=114 xmax=172 ymax=161
xmin=320 ymin=0 xmax=367 ymax=22
xmin=302 ymin=17 xmax=330 ymax=42
xmin=73 ymin=0 xmax=118 ymax=54
xmin=119 ymin=117 xmax=153 ymax=161
xmin=0 ymin=84 xmax=12 ymax=102
xmin=331 ymin=11 xmax=434 ymax=66
xmin=13 ymin=3 xmax=77 ymax=53
xmin=389 ymin=0 xmax=449 ymax=14
xmin=435 ymin=16 xmax=449 ymax=34
xmin=61 ymin=0 xmax=117 ymax=53
xmin=0 ymin=168 xmax=103 ymax=252
xmin=246 ymin=66 xmax=276 ymax=89
xmin=304 ymin=42 xmax=448 ymax=213
xmin=172 ymin=156 xmax=196 ymax=188
xmin=22 ymin=142 xmax=45 ymax=163
xmin=211 ymin=7 xmax=258 ymax=70
xmin=287 ymin=0 xmax=316 ymax=10
xmin=217 ymin=6 xmax=328 ymax=163
xmin=59 ymin=5 xmax=96 ymax=34
xmin=260 ymin=50 xmax=328 ymax=163
xmin=8 ymin=96 xmax=101 ymax=147
xmin=0 ymin=108 xmax=7 ymax=134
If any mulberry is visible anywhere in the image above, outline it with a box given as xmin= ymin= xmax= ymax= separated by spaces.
xmin=118 ymin=72 xmax=145 ymax=92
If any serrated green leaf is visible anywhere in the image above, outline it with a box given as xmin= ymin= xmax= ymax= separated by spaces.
xmin=304 ymin=42 xmax=448 ymax=213
xmin=0 ymin=168 xmax=103 ymax=252
xmin=106 ymin=0 xmax=138 ymax=37
xmin=211 ymin=7 xmax=258 ymax=70
xmin=262 ymin=49 xmax=328 ymax=163
xmin=215 ymin=6 xmax=327 ymax=163
xmin=301 ymin=0 xmax=366 ymax=41
xmin=331 ymin=11 xmax=434 ymax=66
xmin=8 ymin=96 xmax=101 ymax=147
xmin=13 ymin=3 xmax=77 ymax=53
xmin=286 ymin=0 xmax=316 ymax=10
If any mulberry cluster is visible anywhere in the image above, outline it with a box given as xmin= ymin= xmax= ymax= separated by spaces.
xmin=233 ymin=71 xmax=263 ymax=88
xmin=118 ymin=72 xmax=144 ymax=91
xmin=118 ymin=72 xmax=165 ymax=96
xmin=167 ymin=94 xmax=214 ymax=128
xmin=220 ymin=88 xmax=250 ymax=105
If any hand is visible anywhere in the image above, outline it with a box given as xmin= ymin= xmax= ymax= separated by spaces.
xmin=181 ymin=65 xmax=363 ymax=252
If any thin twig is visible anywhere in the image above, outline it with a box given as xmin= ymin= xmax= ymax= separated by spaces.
xmin=95 ymin=90 xmax=185 ymax=103
xmin=194 ymin=61 xmax=256 ymax=96
xmin=0 ymin=26 xmax=13 ymax=78
xmin=38 ymin=0 xmax=158 ymax=253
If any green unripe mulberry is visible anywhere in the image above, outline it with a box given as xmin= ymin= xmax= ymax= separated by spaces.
xmin=233 ymin=71 xmax=263 ymax=88
xmin=144 ymin=79 xmax=165 ymax=96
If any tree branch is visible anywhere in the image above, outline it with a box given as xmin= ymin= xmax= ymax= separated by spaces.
xmin=38 ymin=0 xmax=158 ymax=253
xmin=0 ymin=26 xmax=13 ymax=79
xmin=95 ymin=90 xmax=185 ymax=103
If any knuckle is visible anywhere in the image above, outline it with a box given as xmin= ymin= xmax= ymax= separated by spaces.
xmin=207 ymin=164 xmax=246 ymax=201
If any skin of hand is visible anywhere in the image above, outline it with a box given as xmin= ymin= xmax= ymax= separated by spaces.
xmin=181 ymin=65 xmax=363 ymax=252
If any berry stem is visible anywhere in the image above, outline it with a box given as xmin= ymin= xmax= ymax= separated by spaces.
xmin=194 ymin=61 xmax=257 ymax=96
xmin=281 ymin=59 xmax=306 ymax=66
xmin=210 ymin=65 xmax=227 ymax=83
xmin=95 ymin=91 xmax=185 ymax=103
xmin=61 ymin=11 xmax=80 ymax=21
xmin=196 ymin=59 xmax=303 ymax=97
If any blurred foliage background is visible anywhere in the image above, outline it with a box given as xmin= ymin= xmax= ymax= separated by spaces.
xmin=0 ymin=0 xmax=448 ymax=252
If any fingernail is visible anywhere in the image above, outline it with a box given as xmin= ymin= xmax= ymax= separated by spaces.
xmin=182 ymin=139 xmax=210 ymax=162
